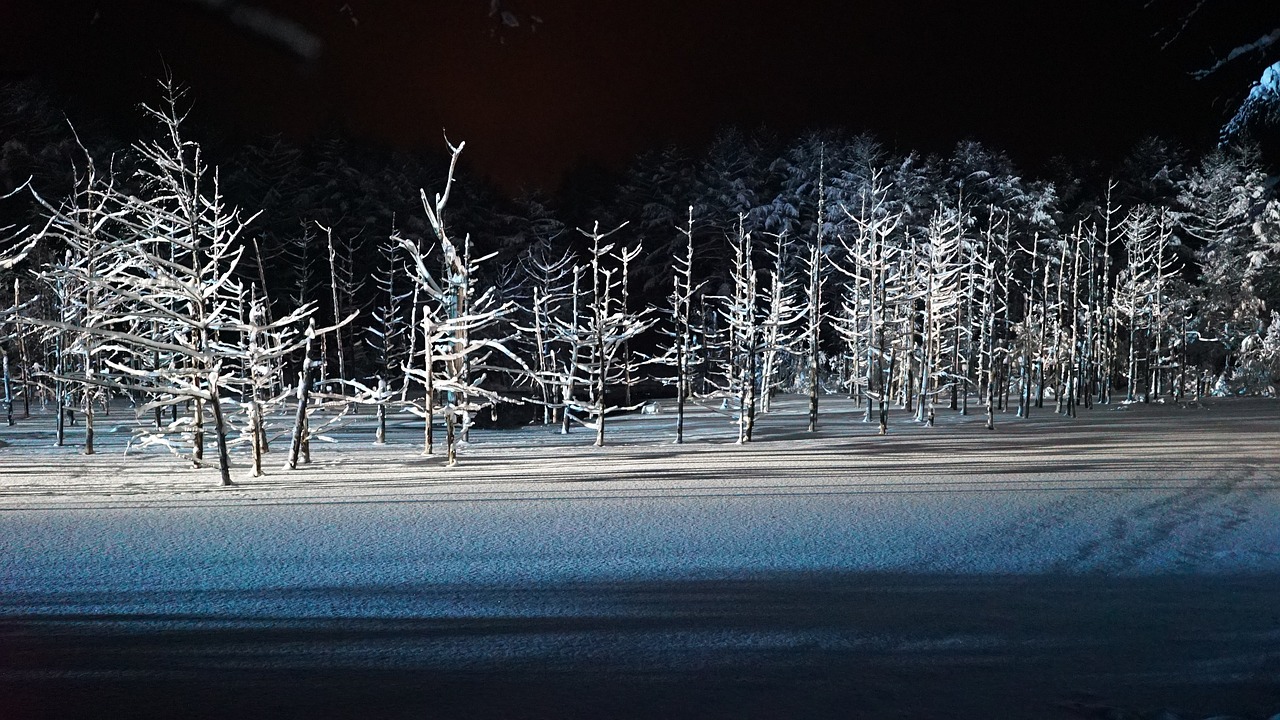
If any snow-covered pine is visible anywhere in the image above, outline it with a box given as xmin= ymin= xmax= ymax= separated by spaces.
xmin=284 ymin=222 xmax=323 ymax=347
xmin=1217 ymin=58 xmax=1280 ymax=143
xmin=1177 ymin=145 xmax=1268 ymax=392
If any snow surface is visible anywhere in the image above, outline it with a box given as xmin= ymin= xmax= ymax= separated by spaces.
xmin=2 ymin=396 xmax=1280 ymax=718
xmin=2 ymin=396 xmax=1278 ymax=605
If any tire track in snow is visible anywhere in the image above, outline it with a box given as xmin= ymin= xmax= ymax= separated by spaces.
xmin=1172 ymin=473 xmax=1269 ymax=572
xmin=1055 ymin=472 xmax=1259 ymax=574
xmin=929 ymin=491 xmax=1105 ymax=573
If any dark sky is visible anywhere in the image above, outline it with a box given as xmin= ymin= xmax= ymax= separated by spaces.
xmin=0 ymin=1 xmax=1259 ymax=192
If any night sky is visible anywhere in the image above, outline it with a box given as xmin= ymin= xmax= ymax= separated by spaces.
xmin=0 ymin=1 xmax=1264 ymax=192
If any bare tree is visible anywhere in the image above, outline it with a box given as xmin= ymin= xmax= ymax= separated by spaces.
xmin=711 ymin=215 xmax=762 ymax=443
xmin=557 ymin=222 xmax=654 ymax=447
xmin=915 ymin=209 xmax=965 ymax=427
xmin=835 ymin=165 xmax=903 ymax=433
xmin=21 ymin=151 xmax=130 ymax=456
xmin=650 ymin=207 xmax=705 ymax=443
xmin=517 ymin=240 xmax=576 ymax=426
xmin=757 ymin=231 xmax=803 ymax=414
xmin=230 ymin=290 xmax=317 ymax=476
xmin=364 ymin=237 xmax=412 ymax=444
xmin=394 ymin=138 xmax=522 ymax=464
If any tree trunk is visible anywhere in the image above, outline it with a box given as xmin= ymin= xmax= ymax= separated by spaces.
xmin=807 ymin=320 xmax=820 ymax=432
xmin=675 ymin=340 xmax=687 ymax=445
xmin=287 ymin=334 xmax=317 ymax=470
xmin=55 ymin=379 xmax=66 ymax=447
xmin=446 ymin=410 xmax=457 ymax=466
xmin=986 ymin=365 xmax=996 ymax=430
xmin=424 ymin=355 xmax=435 ymax=456
xmin=594 ymin=343 xmax=606 ymax=448
xmin=864 ymin=344 xmax=876 ymax=423
xmin=2 ymin=350 xmax=12 ymax=427
xmin=376 ymin=376 xmax=387 ymax=444
xmin=740 ymin=332 xmax=757 ymax=443
xmin=250 ymin=398 xmax=263 ymax=478
xmin=83 ymin=388 xmax=94 ymax=456
xmin=208 ymin=371 xmax=233 ymax=486
xmin=879 ymin=347 xmax=891 ymax=435
xmin=194 ymin=397 xmax=205 ymax=462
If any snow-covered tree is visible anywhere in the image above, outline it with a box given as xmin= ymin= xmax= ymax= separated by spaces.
xmin=1 ymin=279 xmax=38 ymax=425
xmin=834 ymin=162 xmax=905 ymax=433
xmin=915 ymin=208 xmax=966 ymax=426
xmin=801 ymin=157 xmax=828 ymax=432
xmin=1116 ymin=205 xmax=1179 ymax=402
xmin=394 ymin=138 xmax=520 ymax=465
xmin=9 ymin=78 xmax=344 ymax=485
xmin=557 ymin=222 xmax=654 ymax=447
xmin=21 ymin=150 xmax=130 ymax=457
xmin=667 ymin=208 xmax=700 ymax=443
xmin=364 ymin=237 xmax=412 ymax=444
xmin=231 ymin=291 xmax=319 ymax=477
xmin=317 ymin=222 xmax=365 ymax=398
xmin=714 ymin=216 xmax=763 ymax=443
xmin=515 ymin=239 xmax=576 ymax=425
xmin=756 ymin=230 xmax=803 ymax=413
xmin=1177 ymin=144 xmax=1268 ymax=379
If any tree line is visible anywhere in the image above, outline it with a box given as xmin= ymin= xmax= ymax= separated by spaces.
xmin=2 ymin=79 xmax=1279 ymax=484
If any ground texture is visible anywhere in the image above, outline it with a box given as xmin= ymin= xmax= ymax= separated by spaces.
xmin=1 ymin=396 xmax=1278 ymax=718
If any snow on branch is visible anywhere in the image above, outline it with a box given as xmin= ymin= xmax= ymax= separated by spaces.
xmin=1221 ymin=61 xmax=1280 ymax=142
xmin=1192 ymin=28 xmax=1280 ymax=80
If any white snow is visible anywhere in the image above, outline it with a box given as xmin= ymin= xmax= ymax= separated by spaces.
xmin=2 ymin=395 xmax=1278 ymax=622
xmin=3 ymin=397 xmax=1279 ymax=717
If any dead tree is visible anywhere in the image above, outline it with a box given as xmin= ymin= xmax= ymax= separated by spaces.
xmin=365 ymin=238 xmax=412 ymax=444
xmin=648 ymin=207 xmax=709 ymax=443
xmin=395 ymin=138 xmax=521 ymax=464
xmin=518 ymin=241 xmax=576 ymax=426
xmin=558 ymin=221 xmax=654 ymax=447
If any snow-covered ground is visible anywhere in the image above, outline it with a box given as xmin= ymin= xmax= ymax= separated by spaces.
xmin=1 ymin=396 xmax=1279 ymax=719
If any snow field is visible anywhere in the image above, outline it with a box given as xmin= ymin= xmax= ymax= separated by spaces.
xmin=3 ymin=395 xmax=1277 ymax=603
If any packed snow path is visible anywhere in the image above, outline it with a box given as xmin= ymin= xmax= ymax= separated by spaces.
xmin=1 ymin=397 xmax=1279 ymax=718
